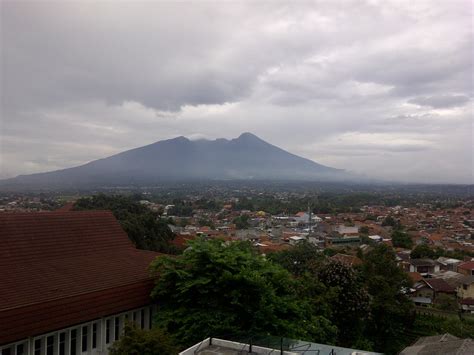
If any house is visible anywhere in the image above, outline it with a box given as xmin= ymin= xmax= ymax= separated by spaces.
xmin=334 ymin=225 xmax=359 ymax=236
xmin=457 ymin=275 xmax=474 ymax=300
xmin=289 ymin=235 xmax=306 ymax=245
xmin=0 ymin=211 xmax=161 ymax=355
xmin=436 ymin=256 xmax=462 ymax=271
xmin=399 ymin=333 xmax=474 ymax=354
xmin=325 ymin=236 xmax=360 ymax=248
xmin=293 ymin=212 xmax=322 ymax=225
xmin=458 ymin=261 xmax=474 ymax=276
xmin=408 ymin=259 xmax=440 ymax=274
xmin=429 ymin=270 xmax=466 ymax=289
xmin=460 ymin=298 xmax=474 ymax=313
xmin=408 ymin=272 xmax=423 ymax=283
xmin=368 ymin=235 xmax=383 ymax=242
xmin=411 ymin=279 xmax=455 ymax=306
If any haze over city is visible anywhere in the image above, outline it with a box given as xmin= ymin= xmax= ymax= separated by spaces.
xmin=1 ymin=0 xmax=472 ymax=184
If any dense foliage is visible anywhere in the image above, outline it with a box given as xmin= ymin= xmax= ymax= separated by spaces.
xmin=361 ymin=244 xmax=414 ymax=353
xmin=391 ymin=230 xmax=414 ymax=249
xmin=232 ymin=214 xmax=250 ymax=229
xmin=318 ymin=261 xmax=370 ymax=348
xmin=149 ymin=239 xmax=337 ymax=348
xmin=411 ymin=243 xmax=474 ymax=260
xmin=74 ymin=194 xmax=176 ymax=252
xmin=144 ymin=239 xmax=472 ymax=354
xmin=270 ymin=243 xmax=412 ymax=351
xmin=109 ymin=323 xmax=177 ymax=355
xmin=410 ymin=314 xmax=474 ymax=340
xmin=267 ymin=241 xmax=323 ymax=276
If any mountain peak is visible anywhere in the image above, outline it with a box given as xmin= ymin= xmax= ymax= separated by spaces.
xmin=238 ymin=132 xmax=258 ymax=139
xmin=235 ymin=132 xmax=265 ymax=144
xmin=1 ymin=132 xmax=348 ymax=189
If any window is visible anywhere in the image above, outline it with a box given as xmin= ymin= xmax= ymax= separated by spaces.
xmin=149 ymin=306 xmax=154 ymax=329
xmin=92 ymin=323 xmax=97 ymax=349
xmin=59 ymin=332 xmax=66 ymax=355
xmin=16 ymin=344 xmax=25 ymax=355
xmin=2 ymin=347 xmax=11 ymax=355
xmin=114 ymin=317 xmax=120 ymax=341
xmin=70 ymin=329 xmax=77 ymax=355
xmin=46 ymin=336 xmax=54 ymax=355
xmin=34 ymin=339 xmax=42 ymax=355
xmin=106 ymin=319 xmax=111 ymax=344
xmin=82 ymin=326 xmax=88 ymax=352
xmin=140 ymin=309 xmax=145 ymax=329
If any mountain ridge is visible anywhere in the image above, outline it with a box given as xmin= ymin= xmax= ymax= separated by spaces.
xmin=1 ymin=133 xmax=352 ymax=189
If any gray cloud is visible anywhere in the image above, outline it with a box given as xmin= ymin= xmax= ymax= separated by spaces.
xmin=408 ymin=95 xmax=471 ymax=108
xmin=1 ymin=0 xmax=472 ymax=184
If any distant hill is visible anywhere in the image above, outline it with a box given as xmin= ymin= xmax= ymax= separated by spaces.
xmin=1 ymin=132 xmax=355 ymax=189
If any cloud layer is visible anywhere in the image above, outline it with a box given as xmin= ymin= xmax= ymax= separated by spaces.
xmin=1 ymin=0 xmax=472 ymax=183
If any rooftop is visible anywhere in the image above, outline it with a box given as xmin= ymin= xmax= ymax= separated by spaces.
xmin=181 ymin=337 xmax=382 ymax=355
xmin=0 ymin=211 xmax=160 ymax=345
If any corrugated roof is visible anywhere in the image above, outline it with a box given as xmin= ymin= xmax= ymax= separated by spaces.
xmin=0 ymin=211 xmax=161 ymax=345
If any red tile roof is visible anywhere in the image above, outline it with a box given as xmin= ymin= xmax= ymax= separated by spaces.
xmin=0 ymin=211 xmax=161 ymax=345
xmin=172 ymin=233 xmax=195 ymax=248
xmin=458 ymin=261 xmax=474 ymax=271
xmin=408 ymin=272 xmax=423 ymax=283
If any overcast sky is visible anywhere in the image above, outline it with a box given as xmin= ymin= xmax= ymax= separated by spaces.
xmin=1 ymin=0 xmax=472 ymax=183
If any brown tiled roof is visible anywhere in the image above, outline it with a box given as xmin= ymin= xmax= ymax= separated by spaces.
xmin=458 ymin=261 xmax=474 ymax=271
xmin=172 ymin=233 xmax=195 ymax=248
xmin=424 ymin=278 xmax=456 ymax=293
xmin=408 ymin=272 xmax=423 ymax=283
xmin=0 ymin=211 xmax=161 ymax=345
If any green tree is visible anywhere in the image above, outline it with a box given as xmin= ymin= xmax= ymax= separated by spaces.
xmin=317 ymin=260 xmax=370 ymax=348
xmin=410 ymin=244 xmax=435 ymax=259
xmin=74 ymin=194 xmax=175 ymax=252
xmin=382 ymin=215 xmax=401 ymax=228
xmin=267 ymin=241 xmax=323 ymax=276
xmin=233 ymin=215 xmax=250 ymax=229
xmin=435 ymin=294 xmax=458 ymax=312
xmin=149 ymin=239 xmax=336 ymax=347
xmin=392 ymin=230 xmax=413 ymax=249
xmin=197 ymin=218 xmax=215 ymax=229
xmin=361 ymin=244 xmax=414 ymax=354
xmin=109 ymin=323 xmax=177 ymax=355
xmin=178 ymin=218 xmax=189 ymax=228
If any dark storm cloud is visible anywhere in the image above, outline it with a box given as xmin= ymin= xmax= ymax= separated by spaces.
xmin=1 ymin=0 xmax=472 ymax=183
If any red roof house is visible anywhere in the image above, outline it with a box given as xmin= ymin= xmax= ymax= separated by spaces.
xmin=0 ymin=211 xmax=161 ymax=352
xmin=458 ymin=261 xmax=474 ymax=276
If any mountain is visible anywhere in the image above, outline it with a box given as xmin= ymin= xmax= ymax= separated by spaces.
xmin=1 ymin=133 xmax=353 ymax=189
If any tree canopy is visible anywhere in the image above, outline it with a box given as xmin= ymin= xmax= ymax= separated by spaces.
xmin=410 ymin=244 xmax=436 ymax=259
xmin=109 ymin=323 xmax=177 ymax=355
xmin=74 ymin=194 xmax=176 ymax=253
xmin=361 ymin=244 xmax=414 ymax=353
xmin=232 ymin=214 xmax=250 ymax=229
xmin=391 ymin=230 xmax=414 ymax=249
xmin=149 ymin=238 xmax=336 ymax=348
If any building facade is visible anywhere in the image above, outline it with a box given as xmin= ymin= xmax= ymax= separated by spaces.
xmin=0 ymin=211 xmax=161 ymax=355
